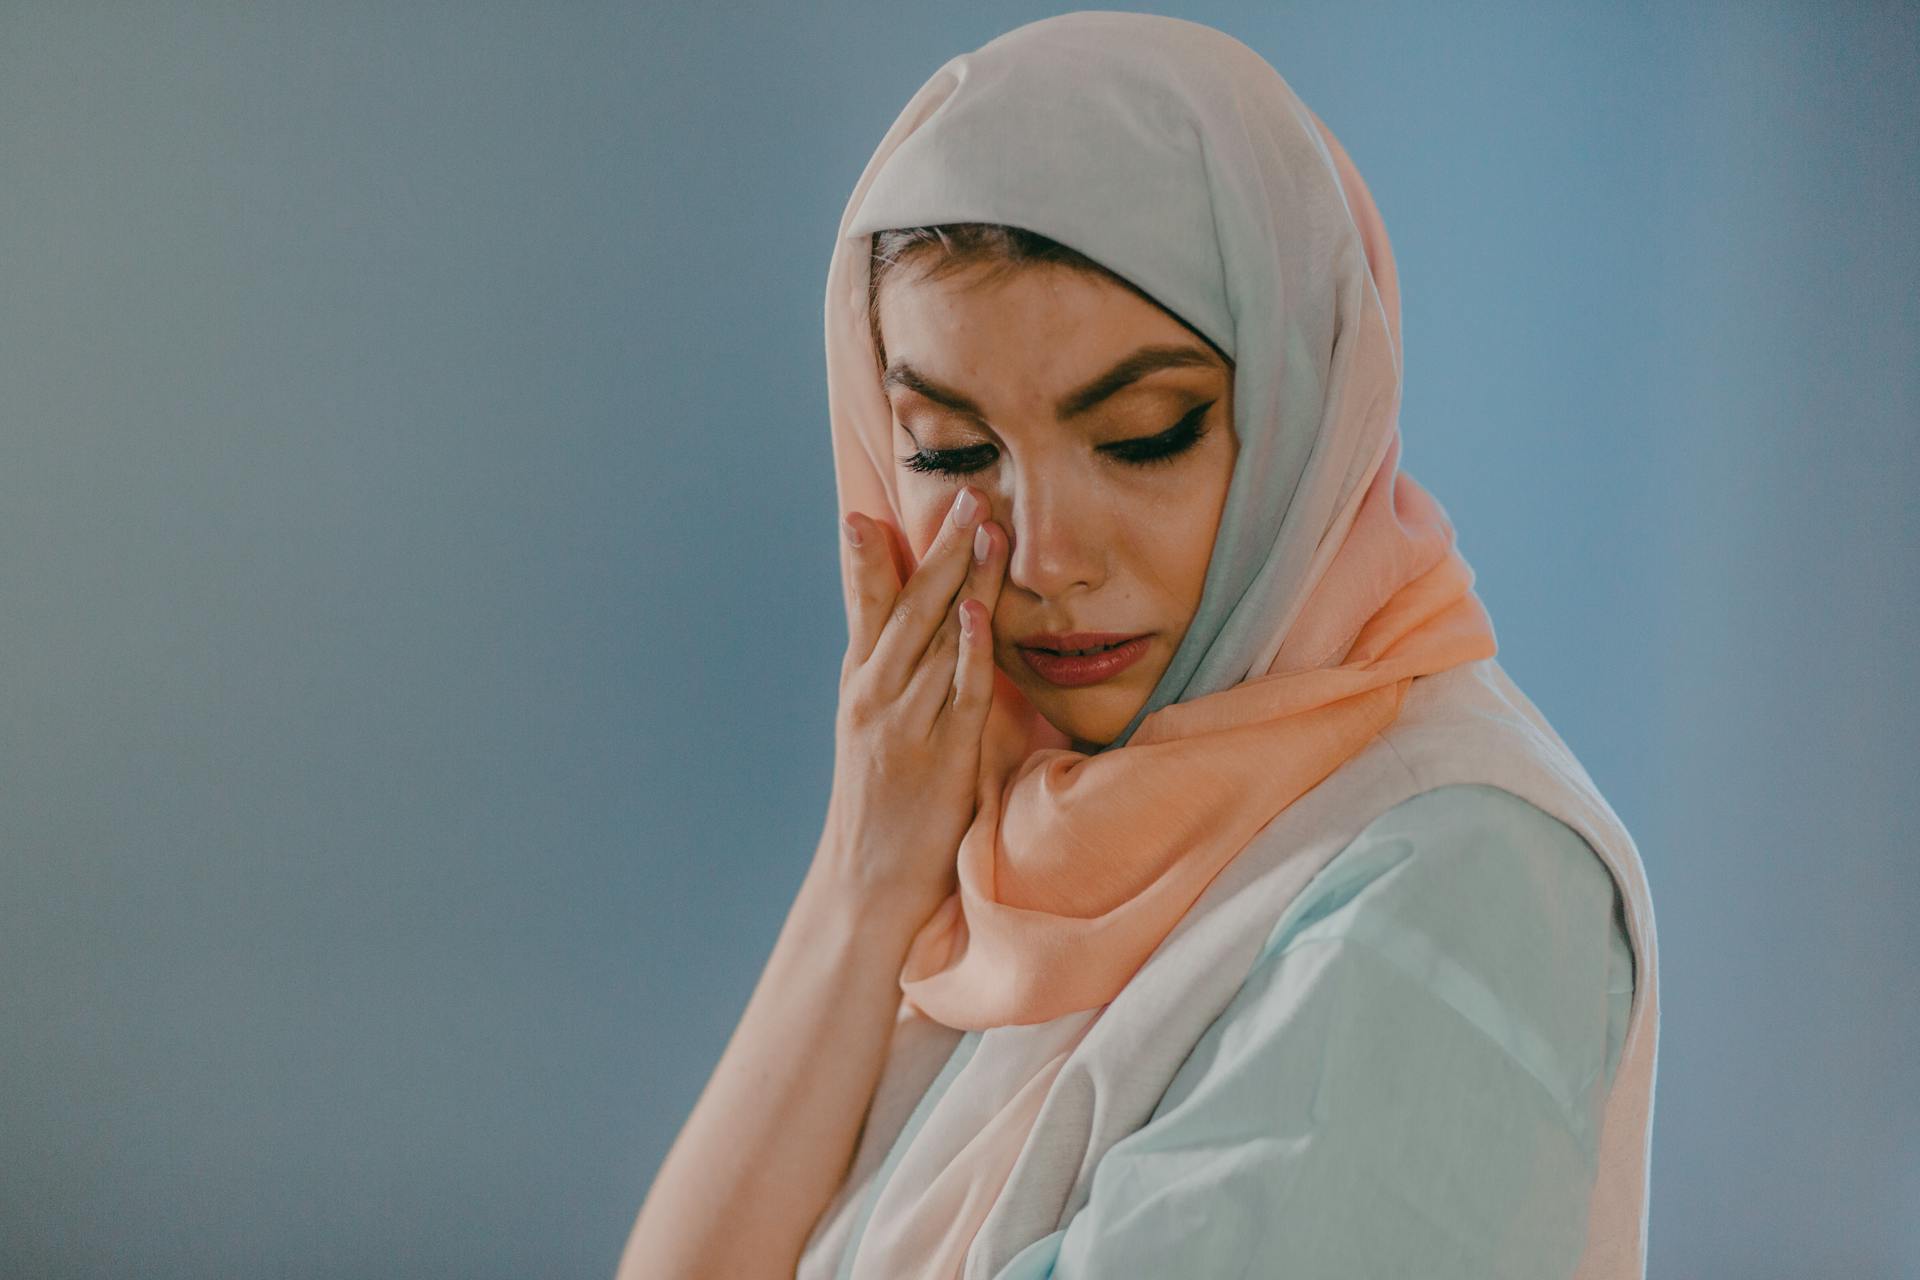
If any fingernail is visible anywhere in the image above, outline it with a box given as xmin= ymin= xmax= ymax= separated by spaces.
xmin=973 ymin=523 xmax=990 ymax=563
xmin=841 ymin=515 xmax=863 ymax=547
xmin=953 ymin=488 xmax=980 ymax=526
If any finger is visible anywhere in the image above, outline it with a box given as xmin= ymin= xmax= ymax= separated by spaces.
xmin=948 ymin=598 xmax=994 ymax=724
xmin=943 ymin=520 xmax=1005 ymax=726
xmin=902 ymin=586 xmax=963 ymax=723
xmin=908 ymin=515 xmax=1004 ymax=730
xmin=868 ymin=486 xmax=987 ymax=692
xmin=840 ymin=511 xmax=893 ymax=670
xmin=841 ymin=510 xmax=920 ymax=672
xmin=959 ymin=517 xmax=1008 ymax=628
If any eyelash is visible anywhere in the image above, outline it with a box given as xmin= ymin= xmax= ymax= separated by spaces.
xmin=896 ymin=401 xmax=1216 ymax=479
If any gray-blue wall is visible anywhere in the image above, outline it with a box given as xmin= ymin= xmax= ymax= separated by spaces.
xmin=3 ymin=3 xmax=1913 ymax=1276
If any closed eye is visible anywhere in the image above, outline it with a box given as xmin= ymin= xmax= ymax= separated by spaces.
xmin=896 ymin=400 xmax=1216 ymax=478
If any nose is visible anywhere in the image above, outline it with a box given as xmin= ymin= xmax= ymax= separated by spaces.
xmin=998 ymin=471 xmax=1104 ymax=602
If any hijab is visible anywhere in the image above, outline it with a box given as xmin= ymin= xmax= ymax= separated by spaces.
xmin=821 ymin=11 xmax=1502 ymax=1276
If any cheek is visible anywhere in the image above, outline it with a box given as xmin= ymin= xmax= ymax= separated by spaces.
xmin=1163 ymin=467 xmax=1233 ymax=599
xmin=1135 ymin=528 xmax=1212 ymax=603
xmin=902 ymin=503 xmax=948 ymax=562
xmin=1180 ymin=527 xmax=1217 ymax=597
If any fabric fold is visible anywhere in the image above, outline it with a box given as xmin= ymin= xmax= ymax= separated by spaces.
xmin=802 ymin=13 xmax=1656 ymax=1280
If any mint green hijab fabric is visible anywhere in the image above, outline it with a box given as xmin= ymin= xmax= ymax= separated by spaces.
xmin=833 ymin=784 xmax=1634 ymax=1278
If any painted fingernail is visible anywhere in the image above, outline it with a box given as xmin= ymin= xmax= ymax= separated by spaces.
xmin=973 ymin=523 xmax=990 ymax=563
xmin=841 ymin=515 xmax=863 ymax=547
xmin=952 ymin=488 xmax=980 ymax=526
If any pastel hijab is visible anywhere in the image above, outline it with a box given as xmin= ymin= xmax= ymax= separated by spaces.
xmin=822 ymin=12 xmax=1498 ymax=1275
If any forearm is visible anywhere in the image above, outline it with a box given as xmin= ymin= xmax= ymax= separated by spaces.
xmin=615 ymin=845 xmax=926 ymax=1280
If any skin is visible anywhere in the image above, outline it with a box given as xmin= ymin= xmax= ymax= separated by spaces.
xmin=616 ymin=259 xmax=1243 ymax=1279
xmin=875 ymin=258 xmax=1239 ymax=751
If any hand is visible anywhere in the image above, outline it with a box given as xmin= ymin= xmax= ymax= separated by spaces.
xmin=816 ymin=486 xmax=1007 ymax=927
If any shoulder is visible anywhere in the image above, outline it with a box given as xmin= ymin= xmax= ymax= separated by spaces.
xmin=1258 ymin=782 xmax=1622 ymax=972
xmin=1215 ymin=782 xmax=1634 ymax=1128
xmin=1018 ymin=787 xmax=1637 ymax=1278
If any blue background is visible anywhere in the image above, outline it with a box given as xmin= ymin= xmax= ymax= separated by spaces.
xmin=3 ymin=3 xmax=1914 ymax=1276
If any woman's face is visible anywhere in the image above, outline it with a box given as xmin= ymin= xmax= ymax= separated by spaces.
xmin=876 ymin=259 xmax=1238 ymax=751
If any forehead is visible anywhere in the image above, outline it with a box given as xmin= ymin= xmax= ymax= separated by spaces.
xmin=876 ymin=261 xmax=1223 ymax=391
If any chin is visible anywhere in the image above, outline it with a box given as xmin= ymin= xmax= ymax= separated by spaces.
xmin=1032 ymin=689 xmax=1140 ymax=750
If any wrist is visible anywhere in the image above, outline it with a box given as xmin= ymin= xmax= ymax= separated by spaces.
xmin=801 ymin=839 xmax=945 ymax=956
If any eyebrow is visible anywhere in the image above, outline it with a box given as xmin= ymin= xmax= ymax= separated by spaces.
xmin=880 ymin=342 xmax=1220 ymax=423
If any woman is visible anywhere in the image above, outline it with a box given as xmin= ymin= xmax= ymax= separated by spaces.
xmin=620 ymin=12 xmax=1658 ymax=1279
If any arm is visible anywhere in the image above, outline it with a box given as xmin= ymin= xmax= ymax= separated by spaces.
xmin=993 ymin=783 xmax=1636 ymax=1280
xmin=614 ymin=842 xmax=926 ymax=1280
xmin=616 ymin=488 xmax=1009 ymax=1276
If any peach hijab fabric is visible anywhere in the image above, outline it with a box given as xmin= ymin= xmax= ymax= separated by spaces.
xmin=823 ymin=12 xmax=1496 ymax=1277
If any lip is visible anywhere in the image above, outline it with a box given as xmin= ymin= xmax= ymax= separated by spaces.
xmin=1017 ymin=634 xmax=1152 ymax=688
xmin=1015 ymin=631 xmax=1146 ymax=651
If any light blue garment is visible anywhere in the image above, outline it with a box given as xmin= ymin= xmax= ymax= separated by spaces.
xmin=833 ymin=783 xmax=1634 ymax=1279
